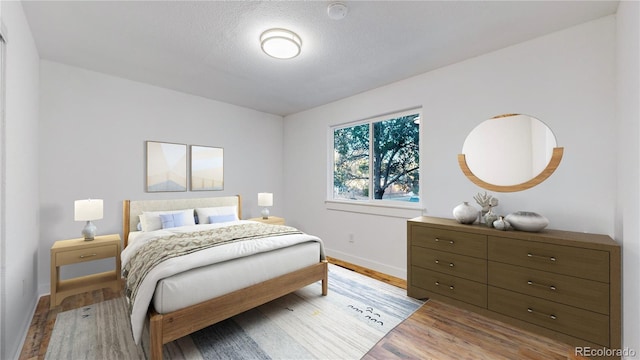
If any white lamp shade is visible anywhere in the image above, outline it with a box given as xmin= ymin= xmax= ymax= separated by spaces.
xmin=258 ymin=193 xmax=273 ymax=207
xmin=74 ymin=199 xmax=104 ymax=221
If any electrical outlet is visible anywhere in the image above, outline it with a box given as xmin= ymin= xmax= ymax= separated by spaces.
xmin=348 ymin=233 xmax=355 ymax=244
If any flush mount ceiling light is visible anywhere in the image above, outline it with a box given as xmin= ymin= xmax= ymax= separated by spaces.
xmin=260 ymin=28 xmax=302 ymax=59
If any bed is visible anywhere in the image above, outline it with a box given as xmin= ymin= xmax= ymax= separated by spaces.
xmin=121 ymin=195 xmax=328 ymax=360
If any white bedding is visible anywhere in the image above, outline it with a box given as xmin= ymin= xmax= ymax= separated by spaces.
xmin=153 ymin=241 xmax=320 ymax=313
xmin=121 ymin=220 xmax=325 ymax=344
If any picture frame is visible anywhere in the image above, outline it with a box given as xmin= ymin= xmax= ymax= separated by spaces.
xmin=190 ymin=145 xmax=224 ymax=191
xmin=146 ymin=141 xmax=187 ymax=192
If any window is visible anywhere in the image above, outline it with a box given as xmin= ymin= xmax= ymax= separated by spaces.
xmin=331 ymin=109 xmax=420 ymax=205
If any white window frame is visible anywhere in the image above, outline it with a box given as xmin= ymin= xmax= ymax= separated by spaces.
xmin=326 ymin=108 xmax=423 ymax=218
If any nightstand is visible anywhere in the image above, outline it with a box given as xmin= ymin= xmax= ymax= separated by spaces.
xmin=50 ymin=234 xmax=121 ymax=308
xmin=248 ymin=216 xmax=285 ymax=225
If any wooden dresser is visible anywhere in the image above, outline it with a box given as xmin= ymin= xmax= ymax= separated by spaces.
xmin=407 ymin=216 xmax=620 ymax=353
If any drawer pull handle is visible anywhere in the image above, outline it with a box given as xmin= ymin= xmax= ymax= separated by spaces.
xmin=434 ymin=260 xmax=455 ymax=267
xmin=527 ymin=253 xmax=557 ymax=262
xmin=434 ymin=281 xmax=455 ymax=290
xmin=434 ymin=238 xmax=455 ymax=245
xmin=527 ymin=280 xmax=557 ymax=291
xmin=79 ymin=253 xmax=97 ymax=258
xmin=527 ymin=307 xmax=557 ymax=320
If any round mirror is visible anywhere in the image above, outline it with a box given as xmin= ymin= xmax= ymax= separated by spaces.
xmin=458 ymin=114 xmax=563 ymax=192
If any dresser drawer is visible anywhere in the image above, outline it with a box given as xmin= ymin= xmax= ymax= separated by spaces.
xmin=488 ymin=286 xmax=609 ymax=346
xmin=412 ymin=247 xmax=487 ymax=283
xmin=56 ymin=245 xmax=117 ymax=266
xmin=488 ymin=262 xmax=609 ymax=314
xmin=488 ymin=236 xmax=609 ymax=282
xmin=411 ymin=226 xmax=486 ymax=258
xmin=412 ymin=266 xmax=487 ymax=307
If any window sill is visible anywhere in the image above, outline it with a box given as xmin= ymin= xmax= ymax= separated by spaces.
xmin=325 ymin=200 xmax=424 ymax=218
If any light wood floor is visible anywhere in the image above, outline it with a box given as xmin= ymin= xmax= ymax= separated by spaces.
xmin=20 ymin=259 xmax=586 ymax=360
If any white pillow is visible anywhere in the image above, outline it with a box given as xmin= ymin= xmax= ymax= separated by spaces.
xmin=195 ymin=206 xmax=239 ymax=224
xmin=140 ymin=209 xmax=195 ymax=231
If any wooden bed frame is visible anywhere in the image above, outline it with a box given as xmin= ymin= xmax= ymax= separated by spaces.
xmin=122 ymin=195 xmax=328 ymax=360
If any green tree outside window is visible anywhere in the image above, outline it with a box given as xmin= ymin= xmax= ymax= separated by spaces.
xmin=333 ymin=112 xmax=420 ymax=202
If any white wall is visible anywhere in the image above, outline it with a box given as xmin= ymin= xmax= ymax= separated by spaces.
xmin=37 ymin=61 xmax=285 ymax=292
xmin=616 ymin=0 xmax=640 ymax=356
xmin=284 ymin=16 xmax=616 ymax=280
xmin=0 ymin=2 xmax=40 ymax=359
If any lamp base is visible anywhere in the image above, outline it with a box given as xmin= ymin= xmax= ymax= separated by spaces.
xmin=261 ymin=208 xmax=270 ymax=220
xmin=82 ymin=221 xmax=97 ymax=241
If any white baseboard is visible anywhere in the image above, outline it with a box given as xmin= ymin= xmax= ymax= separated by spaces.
xmin=325 ymin=248 xmax=407 ymax=280
xmin=11 ymin=293 xmax=39 ymax=360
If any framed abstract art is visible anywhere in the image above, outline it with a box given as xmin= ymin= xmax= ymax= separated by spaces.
xmin=190 ymin=145 xmax=224 ymax=191
xmin=146 ymin=141 xmax=187 ymax=192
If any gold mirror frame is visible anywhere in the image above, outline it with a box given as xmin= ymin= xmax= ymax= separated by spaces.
xmin=458 ymin=148 xmax=563 ymax=192
xmin=458 ymin=114 xmax=563 ymax=192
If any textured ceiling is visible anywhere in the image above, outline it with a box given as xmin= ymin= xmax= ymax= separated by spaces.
xmin=22 ymin=1 xmax=618 ymax=116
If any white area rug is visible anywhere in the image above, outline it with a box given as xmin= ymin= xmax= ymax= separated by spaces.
xmin=46 ymin=264 xmax=423 ymax=359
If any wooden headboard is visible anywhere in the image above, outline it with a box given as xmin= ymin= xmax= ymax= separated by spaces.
xmin=122 ymin=195 xmax=242 ymax=248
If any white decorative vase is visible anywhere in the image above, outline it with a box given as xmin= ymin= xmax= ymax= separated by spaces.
xmin=453 ymin=202 xmax=477 ymax=224
xmin=493 ymin=216 xmax=510 ymax=231
xmin=483 ymin=208 xmax=499 ymax=228
xmin=505 ymin=211 xmax=549 ymax=232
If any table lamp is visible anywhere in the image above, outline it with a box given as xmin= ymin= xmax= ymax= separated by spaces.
xmin=74 ymin=199 xmax=103 ymax=240
xmin=258 ymin=193 xmax=273 ymax=219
